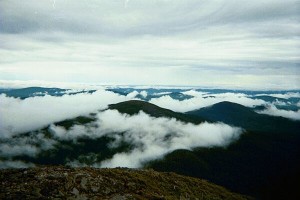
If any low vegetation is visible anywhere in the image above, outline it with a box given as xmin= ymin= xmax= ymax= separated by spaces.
xmin=0 ymin=166 xmax=251 ymax=200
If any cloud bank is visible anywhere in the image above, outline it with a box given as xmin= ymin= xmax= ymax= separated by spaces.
xmin=51 ymin=110 xmax=242 ymax=168
xmin=150 ymin=91 xmax=266 ymax=112
xmin=20 ymin=110 xmax=242 ymax=168
xmin=1 ymin=88 xmax=299 ymax=141
xmin=257 ymin=105 xmax=300 ymax=120
xmin=2 ymin=87 xmax=300 ymax=169
xmin=95 ymin=110 xmax=242 ymax=168
xmin=0 ymin=89 xmax=130 ymax=138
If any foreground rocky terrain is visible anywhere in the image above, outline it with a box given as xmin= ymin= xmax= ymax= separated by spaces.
xmin=0 ymin=166 xmax=250 ymax=200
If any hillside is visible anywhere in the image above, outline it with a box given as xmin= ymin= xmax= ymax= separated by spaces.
xmin=0 ymin=166 xmax=250 ymax=200
xmin=148 ymin=102 xmax=300 ymax=198
xmin=109 ymin=100 xmax=207 ymax=124
xmin=148 ymin=130 xmax=300 ymax=199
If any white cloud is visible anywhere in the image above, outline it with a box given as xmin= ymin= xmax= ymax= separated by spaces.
xmin=0 ymin=89 xmax=131 ymax=138
xmin=2 ymin=87 xmax=300 ymax=169
xmin=0 ymin=131 xmax=57 ymax=158
xmin=140 ymin=90 xmax=148 ymax=98
xmin=257 ymin=92 xmax=300 ymax=99
xmin=182 ymin=90 xmax=208 ymax=97
xmin=0 ymin=144 xmax=38 ymax=158
xmin=126 ymin=91 xmax=139 ymax=99
xmin=59 ymin=110 xmax=242 ymax=168
xmin=1 ymin=104 xmax=242 ymax=168
xmin=150 ymin=92 xmax=266 ymax=112
xmin=257 ymin=104 xmax=300 ymax=120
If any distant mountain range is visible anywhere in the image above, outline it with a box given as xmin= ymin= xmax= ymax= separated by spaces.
xmin=0 ymin=87 xmax=96 ymax=99
xmin=1 ymin=87 xmax=300 ymax=110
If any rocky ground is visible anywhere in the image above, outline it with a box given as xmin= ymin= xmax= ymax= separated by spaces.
xmin=0 ymin=166 xmax=251 ymax=200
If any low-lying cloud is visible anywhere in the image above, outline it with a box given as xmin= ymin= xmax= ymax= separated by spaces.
xmin=257 ymin=104 xmax=300 ymax=120
xmin=98 ymin=110 xmax=241 ymax=168
xmin=0 ymin=89 xmax=130 ymax=138
xmin=0 ymin=160 xmax=35 ymax=169
xmin=0 ymin=132 xmax=57 ymax=158
xmin=1 ymin=87 xmax=299 ymax=168
xmin=0 ymin=107 xmax=242 ymax=168
xmin=150 ymin=91 xmax=266 ymax=112
xmin=47 ymin=110 xmax=243 ymax=168
xmin=256 ymin=92 xmax=300 ymax=99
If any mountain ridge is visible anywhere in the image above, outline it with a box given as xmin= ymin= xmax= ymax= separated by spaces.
xmin=186 ymin=101 xmax=300 ymax=133
xmin=108 ymin=100 xmax=207 ymax=124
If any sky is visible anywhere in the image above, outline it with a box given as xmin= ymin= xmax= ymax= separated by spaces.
xmin=0 ymin=0 xmax=299 ymax=89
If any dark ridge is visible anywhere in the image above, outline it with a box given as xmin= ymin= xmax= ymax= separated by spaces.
xmin=109 ymin=100 xmax=207 ymax=124
xmin=148 ymin=130 xmax=300 ymax=199
xmin=148 ymin=101 xmax=300 ymax=198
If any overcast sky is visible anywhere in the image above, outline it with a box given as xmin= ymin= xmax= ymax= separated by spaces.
xmin=0 ymin=0 xmax=299 ymax=89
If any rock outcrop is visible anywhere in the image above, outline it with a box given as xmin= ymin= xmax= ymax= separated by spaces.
xmin=0 ymin=166 xmax=251 ymax=200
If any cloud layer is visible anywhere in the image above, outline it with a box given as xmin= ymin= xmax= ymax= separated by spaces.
xmin=95 ymin=110 xmax=241 ymax=168
xmin=1 ymin=87 xmax=299 ymax=168
xmin=1 ymin=109 xmax=242 ymax=168
xmin=150 ymin=91 xmax=266 ymax=112
xmin=1 ymin=87 xmax=299 ymax=140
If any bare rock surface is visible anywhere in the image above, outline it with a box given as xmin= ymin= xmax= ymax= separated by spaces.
xmin=0 ymin=166 xmax=251 ymax=200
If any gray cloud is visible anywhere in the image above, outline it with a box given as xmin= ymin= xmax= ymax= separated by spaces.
xmin=0 ymin=132 xmax=56 ymax=158
xmin=1 ymin=0 xmax=299 ymax=36
xmin=0 ymin=0 xmax=299 ymax=89
xmin=0 ymin=160 xmax=35 ymax=169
